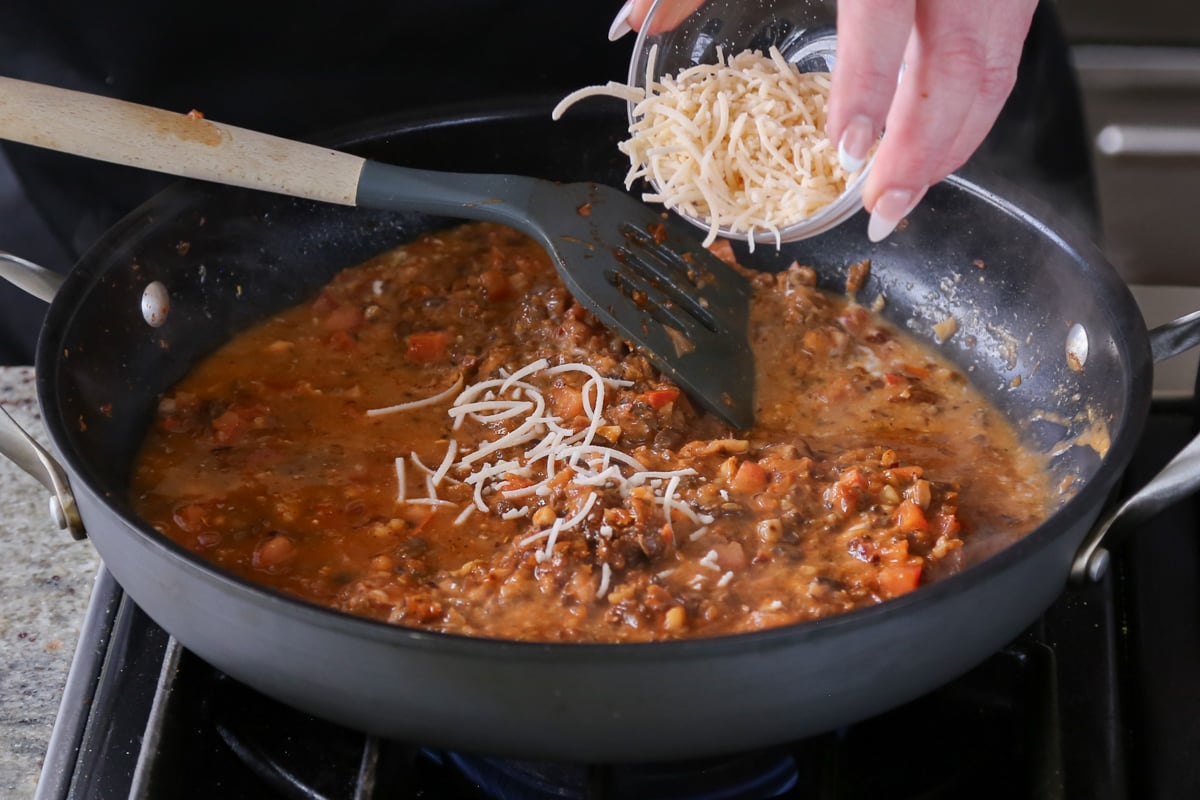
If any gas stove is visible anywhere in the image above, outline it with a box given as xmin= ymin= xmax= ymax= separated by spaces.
xmin=34 ymin=402 xmax=1200 ymax=800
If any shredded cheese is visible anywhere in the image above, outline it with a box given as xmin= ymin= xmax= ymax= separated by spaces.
xmin=367 ymin=374 xmax=464 ymax=417
xmin=518 ymin=528 xmax=555 ymax=548
xmin=596 ymin=562 xmax=612 ymax=598
xmin=553 ymin=46 xmax=859 ymax=248
xmin=393 ymin=457 xmax=406 ymax=504
xmin=538 ymin=519 xmax=564 ymax=563
xmin=378 ymin=358 xmax=712 ymax=561
xmin=431 ymin=440 xmax=458 ymax=487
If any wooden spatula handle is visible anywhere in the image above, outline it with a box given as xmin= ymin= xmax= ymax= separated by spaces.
xmin=0 ymin=76 xmax=366 ymax=206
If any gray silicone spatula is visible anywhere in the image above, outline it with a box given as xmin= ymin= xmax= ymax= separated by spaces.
xmin=0 ymin=77 xmax=755 ymax=428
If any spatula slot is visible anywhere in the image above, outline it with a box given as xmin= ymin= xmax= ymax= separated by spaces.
xmin=602 ymin=267 xmax=707 ymax=338
xmin=614 ymin=236 xmax=719 ymax=332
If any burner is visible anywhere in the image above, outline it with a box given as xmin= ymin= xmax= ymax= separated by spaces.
xmin=140 ymin=638 xmax=1054 ymax=800
xmin=204 ymin=665 xmax=801 ymax=799
xmin=430 ymin=748 xmax=799 ymax=800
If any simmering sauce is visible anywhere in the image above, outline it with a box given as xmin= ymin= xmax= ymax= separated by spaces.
xmin=130 ymin=223 xmax=1052 ymax=642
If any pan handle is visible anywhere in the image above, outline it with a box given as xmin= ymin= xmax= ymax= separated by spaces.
xmin=0 ymin=250 xmax=64 ymax=303
xmin=0 ymin=251 xmax=84 ymax=539
xmin=0 ymin=405 xmax=84 ymax=539
xmin=1070 ymin=311 xmax=1200 ymax=583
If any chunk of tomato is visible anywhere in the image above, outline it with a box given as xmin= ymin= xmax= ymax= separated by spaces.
xmin=406 ymin=331 xmax=452 ymax=363
xmin=894 ymin=500 xmax=929 ymax=533
xmin=879 ymin=562 xmax=923 ymax=598
xmin=730 ymin=460 xmax=769 ymax=494
xmin=643 ymin=388 xmax=680 ymax=410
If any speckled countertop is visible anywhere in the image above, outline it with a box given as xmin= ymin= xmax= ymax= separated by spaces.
xmin=0 ymin=367 xmax=102 ymax=799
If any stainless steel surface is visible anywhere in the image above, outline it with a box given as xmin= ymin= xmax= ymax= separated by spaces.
xmin=1071 ymin=308 xmax=1200 ymax=583
xmin=1071 ymin=429 xmax=1200 ymax=582
xmin=0 ymin=404 xmax=82 ymax=539
xmin=0 ymin=253 xmax=81 ymax=539
xmin=0 ymin=252 xmax=64 ymax=305
xmin=1132 ymin=285 xmax=1200 ymax=398
xmin=1064 ymin=0 xmax=1200 ymax=584
xmin=1148 ymin=307 xmax=1200 ymax=362
xmin=1097 ymin=124 xmax=1200 ymax=157
xmin=1069 ymin=44 xmax=1200 ymax=286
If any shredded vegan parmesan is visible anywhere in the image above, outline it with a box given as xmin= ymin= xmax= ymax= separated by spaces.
xmin=596 ymin=562 xmax=612 ymax=598
xmin=393 ymin=457 xmax=406 ymax=503
xmin=367 ymin=374 xmax=464 ymax=417
xmin=553 ymin=46 xmax=860 ymax=249
xmin=374 ymin=358 xmax=712 ymax=554
xmin=699 ymin=549 xmax=722 ymax=572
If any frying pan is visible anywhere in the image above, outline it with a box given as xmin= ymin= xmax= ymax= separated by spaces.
xmin=3 ymin=101 xmax=1200 ymax=762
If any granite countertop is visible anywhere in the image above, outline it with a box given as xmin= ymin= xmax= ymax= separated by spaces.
xmin=0 ymin=367 xmax=102 ymax=799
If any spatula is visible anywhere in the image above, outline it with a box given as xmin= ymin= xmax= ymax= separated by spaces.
xmin=0 ymin=77 xmax=755 ymax=428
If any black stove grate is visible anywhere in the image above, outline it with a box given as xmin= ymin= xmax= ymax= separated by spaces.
xmin=35 ymin=406 xmax=1200 ymax=800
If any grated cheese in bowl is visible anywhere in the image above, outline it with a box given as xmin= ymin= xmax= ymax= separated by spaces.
xmin=554 ymin=44 xmax=873 ymax=250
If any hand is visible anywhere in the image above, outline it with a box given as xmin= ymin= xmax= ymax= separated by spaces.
xmin=609 ymin=0 xmax=1038 ymax=242
xmin=608 ymin=0 xmax=700 ymax=40
xmin=826 ymin=0 xmax=1038 ymax=241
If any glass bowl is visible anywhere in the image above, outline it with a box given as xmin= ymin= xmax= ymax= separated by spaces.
xmin=628 ymin=0 xmax=871 ymax=245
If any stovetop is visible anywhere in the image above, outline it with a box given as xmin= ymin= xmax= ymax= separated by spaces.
xmin=34 ymin=405 xmax=1200 ymax=800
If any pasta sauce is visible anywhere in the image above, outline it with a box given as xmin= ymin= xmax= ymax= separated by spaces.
xmin=130 ymin=223 xmax=1052 ymax=642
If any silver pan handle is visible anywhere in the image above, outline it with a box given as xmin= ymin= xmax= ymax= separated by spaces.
xmin=0 ymin=252 xmax=83 ymax=539
xmin=0 ymin=404 xmax=83 ymax=539
xmin=1071 ymin=311 xmax=1200 ymax=583
xmin=0 ymin=250 xmax=63 ymax=303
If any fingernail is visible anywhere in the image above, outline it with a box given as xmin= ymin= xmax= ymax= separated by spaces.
xmin=867 ymin=189 xmax=916 ymax=243
xmin=837 ymin=115 xmax=874 ymax=172
xmin=608 ymin=1 xmax=634 ymax=41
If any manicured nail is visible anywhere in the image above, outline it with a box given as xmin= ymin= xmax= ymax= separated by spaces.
xmin=867 ymin=189 xmax=916 ymax=242
xmin=837 ymin=115 xmax=874 ymax=173
xmin=609 ymin=1 xmax=634 ymax=41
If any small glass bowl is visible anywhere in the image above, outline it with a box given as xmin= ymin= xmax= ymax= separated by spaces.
xmin=628 ymin=0 xmax=871 ymax=245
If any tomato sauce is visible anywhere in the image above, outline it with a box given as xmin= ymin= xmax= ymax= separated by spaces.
xmin=129 ymin=223 xmax=1052 ymax=642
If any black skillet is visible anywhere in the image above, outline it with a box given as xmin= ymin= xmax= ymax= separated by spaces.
xmin=2 ymin=100 xmax=1198 ymax=762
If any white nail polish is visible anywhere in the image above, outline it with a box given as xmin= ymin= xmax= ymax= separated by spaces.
xmin=609 ymin=1 xmax=634 ymax=42
xmin=867 ymin=189 xmax=916 ymax=243
xmin=838 ymin=140 xmax=865 ymax=173
xmin=867 ymin=210 xmax=899 ymax=243
xmin=837 ymin=115 xmax=874 ymax=173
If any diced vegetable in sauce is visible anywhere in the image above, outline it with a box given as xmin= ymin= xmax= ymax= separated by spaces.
xmin=130 ymin=223 xmax=1052 ymax=642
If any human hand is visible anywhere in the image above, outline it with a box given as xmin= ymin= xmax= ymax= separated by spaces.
xmin=609 ymin=0 xmax=1039 ymax=242
xmin=826 ymin=0 xmax=1038 ymax=241
xmin=608 ymin=0 xmax=701 ymax=39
